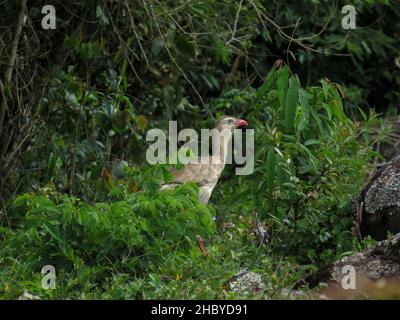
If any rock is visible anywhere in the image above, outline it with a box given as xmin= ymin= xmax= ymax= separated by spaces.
xmin=229 ymin=270 xmax=264 ymax=294
xmin=294 ymin=232 xmax=400 ymax=299
xmin=354 ymin=155 xmax=400 ymax=240
xmin=317 ymin=275 xmax=400 ymax=300
xmin=18 ymin=290 xmax=41 ymax=300
xmin=280 ymin=287 xmax=317 ymax=300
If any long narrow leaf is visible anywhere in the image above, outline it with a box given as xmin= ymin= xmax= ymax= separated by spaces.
xmin=285 ymin=76 xmax=299 ymax=133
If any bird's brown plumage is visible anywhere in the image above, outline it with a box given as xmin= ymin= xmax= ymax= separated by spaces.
xmin=161 ymin=116 xmax=248 ymax=204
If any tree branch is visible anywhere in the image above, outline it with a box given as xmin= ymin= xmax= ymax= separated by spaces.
xmin=4 ymin=0 xmax=26 ymax=85
xmin=0 ymin=0 xmax=26 ymax=133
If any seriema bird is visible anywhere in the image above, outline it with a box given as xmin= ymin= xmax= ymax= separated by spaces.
xmin=161 ymin=116 xmax=248 ymax=204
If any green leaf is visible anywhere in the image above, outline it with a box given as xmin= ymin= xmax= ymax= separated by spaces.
xmin=276 ymin=160 xmax=289 ymax=190
xmin=266 ymin=147 xmax=277 ymax=193
xmin=277 ymin=66 xmax=290 ymax=115
xmin=96 ymin=5 xmax=109 ymax=26
xmin=298 ymin=89 xmax=311 ymax=133
xmin=304 ymin=139 xmax=320 ymax=146
xmin=257 ymin=65 xmax=278 ymax=98
xmin=321 ymin=79 xmax=330 ymax=100
xmin=46 ymin=152 xmax=56 ymax=180
xmin=285 ymin=76 xmax=299 ymax=133
xmin=322 ymin=103 xmax=333 ymax=120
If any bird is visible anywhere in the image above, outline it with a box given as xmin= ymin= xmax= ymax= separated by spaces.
xmin=161 ymin=115 xmax=248 ymax=204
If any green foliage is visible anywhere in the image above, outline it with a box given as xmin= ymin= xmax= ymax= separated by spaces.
xmin=266 ymin=147 xmax=277 ymax=194
xmin=1 ymin=0 xmax=397 ymax=300
xmin=0 ymin=50 xmax=381 ymax=301
xmin=284 ymin=75 xmax=300 ymax=133
xmin=213 ymin=65 xmax=377 ymax=264
xmin=0 ymin=176 xmax=215 ymax=299
xmin=20 ymin=66 xmax=149 ymax=200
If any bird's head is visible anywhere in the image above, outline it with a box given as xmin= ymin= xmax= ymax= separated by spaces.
xmin=214 ymin=116 xmax=248 ymax=131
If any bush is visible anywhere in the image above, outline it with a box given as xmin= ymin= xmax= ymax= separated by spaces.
xmin=0 ymin=175 xmax=215 ymax=299
xmin=212 ymin=65 xmax=377 ymax=264
xmin=0 ymin=64 xmax=380 ymax=299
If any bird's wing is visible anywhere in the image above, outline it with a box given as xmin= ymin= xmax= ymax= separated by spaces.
xmin=171 ymin=159 xmax=221 ymax=186
xmin=160 ymin=157 xmax=222 ymax=204
xmin=162 ymin=156 xmax=222 ymax=187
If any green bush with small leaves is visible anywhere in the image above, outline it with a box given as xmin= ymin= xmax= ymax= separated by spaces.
xmin=0 ymin=170 xmax=215 ymax=299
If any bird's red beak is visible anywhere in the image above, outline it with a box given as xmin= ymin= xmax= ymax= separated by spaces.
xmin=236 ymin=119 xmax=248 ymax=127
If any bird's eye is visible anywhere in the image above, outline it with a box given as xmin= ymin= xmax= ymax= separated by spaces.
xmin=227 ymin=119 xmax=234 ymax=124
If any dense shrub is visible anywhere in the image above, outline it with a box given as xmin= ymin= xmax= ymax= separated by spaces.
xmin=1 ymin=62 xmax=382 ymax=298
xmin=1 ymin=0 xmax=396 ymax=299
xmin=0 ymin=175 xmax=215 ymax=298
xmin=212 ymin=65 xmax=378 ymax=263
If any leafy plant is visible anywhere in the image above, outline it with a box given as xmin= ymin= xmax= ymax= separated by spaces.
xmin=213 ymin=65 xmax=377 ymax=264
xmin=0 ymin=170 xmax=215 ymax=299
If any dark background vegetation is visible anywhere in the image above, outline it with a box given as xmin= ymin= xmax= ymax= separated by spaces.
xmin=0 ymin=0 xmax=399 ymax=299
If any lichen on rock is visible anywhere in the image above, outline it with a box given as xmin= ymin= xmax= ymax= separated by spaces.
xmin=355 ymin=155 xmax=400 ymax=240
xmin=294 ymin=232 xmax=400 ymax=299
xmin=229 ymin=269 xmax=265 ymax=294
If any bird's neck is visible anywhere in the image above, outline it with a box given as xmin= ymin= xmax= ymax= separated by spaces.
xmin=217 ymin=129 xmax=233 ymax=166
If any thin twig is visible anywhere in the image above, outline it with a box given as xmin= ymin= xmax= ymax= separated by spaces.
xmin=0 ymin=0 xmax=26 ymax=132
xmin=147 ymin=0 xmax=209 ymax=111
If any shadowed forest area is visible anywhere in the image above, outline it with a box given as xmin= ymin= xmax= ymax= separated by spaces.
xmin=0 ymin=0 xmax=400 ymax=300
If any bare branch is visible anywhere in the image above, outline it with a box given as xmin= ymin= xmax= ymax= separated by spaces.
xmin=3 ymin=0 xmax=26 ymax=85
